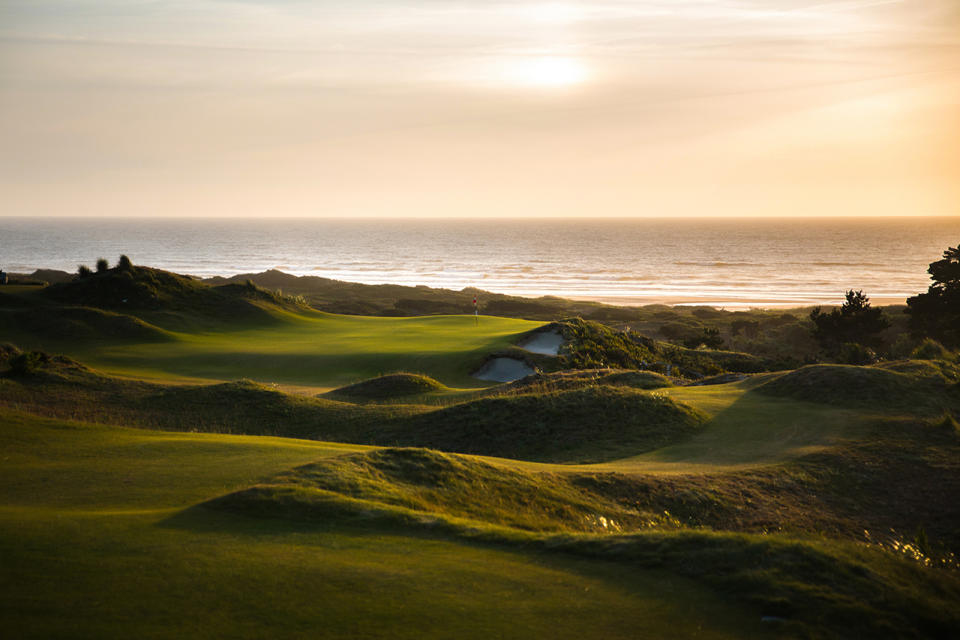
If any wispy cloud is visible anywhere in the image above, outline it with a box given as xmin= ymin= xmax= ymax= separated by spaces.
xmin=1 ymin=1 xmax=957 ymax=217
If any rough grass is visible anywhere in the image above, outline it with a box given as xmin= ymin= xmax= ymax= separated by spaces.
xmin=494 ymin=368 xmax=673 ymax=395
xmin=0 ymin=305 xmax=172 ymax=342
xmin=377 ymin=386 xmax=706 ymax=463
xmin=557 ymin=317 xmax=766 ymax=377
xmin=575 ymin=416 xmax=960 ymax=551
xmin=210 ymin=447 xmax=660 ymax=534
xmin=0 ymin=357 xmax=409 ymax=440
xmin=324 ymin=372 xmax=449 ymax=401
xmin=208 ymin=446 xmax=960 ymax=640
xmin=0 ymin=355 xmax=702 ymax=463
xmin=754 ymin=364 xmax=956 ymax=415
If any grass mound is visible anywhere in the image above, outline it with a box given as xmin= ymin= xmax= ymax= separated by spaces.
xmin=875 ymin=358 xmax=960 ymax=384
xmin=42 ymin=263 xmax=302 ymax=328
xmin=496 ymin=368 xmax=672 ymax=395
xmin=325 ymin=373 xmax=448 ymax=401
xmin=44 ymin=263 xmax=208 ymax=310
xmin=211 ymin=448 xmax=645 ymax=533
xmin=557 ymin=318 xmax=766 ymax=377
xmin=1 ymin=305 xmax=172 ymax=342
xmin=754 ymin=364 xmax=951 ymax=414
xmin=0 ymin=349 xmax=93 ymax=380
xmin=380 ymin=386 xmax=705 ymax=462
xmin=146 ymin=380 xmax=407 ymax=439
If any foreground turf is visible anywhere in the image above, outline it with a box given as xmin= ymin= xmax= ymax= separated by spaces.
xmin=0 ymin=411 xmax=771 ymax=639
xmin=3 ymin=410 xmax=957 ymax=638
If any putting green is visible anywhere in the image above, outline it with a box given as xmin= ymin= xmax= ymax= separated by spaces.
xmin=65 ymin=311 xmax=544 ymax=389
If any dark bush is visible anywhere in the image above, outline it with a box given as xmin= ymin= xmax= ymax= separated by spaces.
xmin=837 ymin=342 xmax=877 ymax=366
xmin=810 ymin=290 xmax=889 ymax=356
xmin=96 ymin=258 xmax=109 ymax=273
xmin=9 ymin=351 xmax=48 ymax=376
xmin=907 ymin=245 xmax=960 ymax=347
xmin=911 ymin=338 xmax=951 ymax=361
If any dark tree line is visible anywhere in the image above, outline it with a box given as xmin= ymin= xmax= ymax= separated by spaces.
xmin=906 ymin=245 xmax=960 ymax=349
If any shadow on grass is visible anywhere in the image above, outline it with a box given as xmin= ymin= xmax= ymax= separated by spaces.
xmin=632 ymin=392 xmax=868 ymax=467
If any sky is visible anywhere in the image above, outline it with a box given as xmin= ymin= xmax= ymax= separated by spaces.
xmin=1 ymin=0 xmax=958 ymax=218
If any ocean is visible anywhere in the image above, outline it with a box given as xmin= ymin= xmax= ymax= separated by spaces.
xmin=1 ymin=217 xmax=957 ymax=309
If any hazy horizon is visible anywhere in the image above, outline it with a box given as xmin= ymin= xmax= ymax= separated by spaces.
xmin=2 ymin=1 xmax=958 ymax=219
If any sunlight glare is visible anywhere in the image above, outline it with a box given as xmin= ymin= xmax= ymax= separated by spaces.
xmin=500 ymin=56 xmax=588 ymax=89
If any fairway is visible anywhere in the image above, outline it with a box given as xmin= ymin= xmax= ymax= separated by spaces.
xmin=13 ymin=307 xmax=544 ymax=389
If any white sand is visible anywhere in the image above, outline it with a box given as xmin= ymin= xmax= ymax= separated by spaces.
xmin=518 ymin=330 xmax=565 ymax=356
xmin=473 ymin=357 xmax=535 ymax=383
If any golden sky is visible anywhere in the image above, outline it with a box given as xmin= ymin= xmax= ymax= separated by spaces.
xmin=1 ymin=1 xmax=958 ymax=217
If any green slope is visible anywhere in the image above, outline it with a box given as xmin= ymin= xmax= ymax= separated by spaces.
xmin=0 ymin=410 xmax=772 ymax=640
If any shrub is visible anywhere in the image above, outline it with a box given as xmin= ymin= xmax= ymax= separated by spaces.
xmin=77 ymin=265 xmax=92 ymax=278
xmin=838 ymin=342 xmax=877 ymax=365
xmin=9 ymin=351 xmax=48 ymax=376
xmin=911 ymin=338 xmax=951 ymax=361
xmin=117 ymin=255 xmax=133 ymax=271
xmin=682 ymin=328 xmax=725 ymax=350
xmin=96 ymin=258 xmax=109 ymax=273
xmin=810 ymin=290 xmax=889 ymax=355
xmin=888 ymin=334 xmax=918 ymax=360
xmin=906 ymin=245 xmax=960 ymax=347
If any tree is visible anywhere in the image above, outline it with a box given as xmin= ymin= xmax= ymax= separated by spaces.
xmin=810 ymin=290 xmax=889 ymax=357
xmin=96 ymin=257 xmax=109 ymax=273
xmin=77 ymin=264 xmax=92 ymax=278
xmin=906 ymin=245 xmax=960 ymax=348
xmin=117 ymin=255 xmax=133 ymax=271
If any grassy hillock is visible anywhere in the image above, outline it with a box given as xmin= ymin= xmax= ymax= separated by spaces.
xmin=213 ymin=447 xmax=648 ymax=533
xmin=0 ymin=305 xmax=172 ymax=343
xmin=495 ymin=368 xmax=673 ymax=395
xmin=324 ymin=372 xmax=450 ymax=402
xmin=754 ymin=363 xmax=958 ymax=415
xmin=375 ymin=386 xmax=706 ymax=463
xmin=557 ymin=318 xmax=766 ymax=378
xmin=41 ymin=261 xmax=306 ymax=330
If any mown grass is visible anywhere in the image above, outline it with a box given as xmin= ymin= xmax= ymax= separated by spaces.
xmin=1 ymin=305 xmax=541 ymax=388
xmin=0 ymin=409 xmax=772 ymax=640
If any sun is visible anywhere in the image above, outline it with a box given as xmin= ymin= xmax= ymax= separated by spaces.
xmin=501 ymin=56 xmax=588 ymax=89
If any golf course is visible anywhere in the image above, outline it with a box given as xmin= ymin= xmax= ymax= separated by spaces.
xmin=1 ymin=262 xmax=958 ymax=639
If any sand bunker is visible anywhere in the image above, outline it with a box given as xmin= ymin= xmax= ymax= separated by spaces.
xmin=473 ymin=357 xmax=535 ymax=383
xmin=518 ymin=330 xmax=565 ymax=356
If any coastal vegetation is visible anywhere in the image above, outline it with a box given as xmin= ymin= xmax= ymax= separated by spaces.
xmin=1 ymin=251 xmax=959 ymax=638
